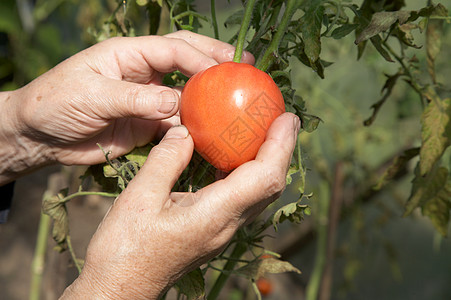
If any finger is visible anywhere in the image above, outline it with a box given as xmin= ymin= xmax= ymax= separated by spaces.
xmin=129 ymin=125 xmax=194 ymax=201
xmin=90 ymin=35 xmax=222 ymax=79
xmin=165 ymin=30 xmax=255 ymax=65
xmin=199 ymin=113 xmax=300 ymax=215
xmin=84 ymin=74 xmax=179 ymax=120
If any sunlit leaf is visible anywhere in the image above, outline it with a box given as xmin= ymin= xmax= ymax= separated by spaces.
xmin=355 ymin=10 xmax=411 ymax=44
xmin=420 ymin=98 xmax=451 ymax=176
xmin=422 ymin=181 xmax=451 ymax=237
xmin=235 ymin=257 xmax=301 ymax=280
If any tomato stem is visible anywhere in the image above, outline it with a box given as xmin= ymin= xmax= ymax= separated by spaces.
xmin=207 ymin=231 xmax=247 ymax=300
xmin=233 ymin=0 xmax=257 ymax=63
xmin=30 ymin=211 xmax=51 ymax=300
xmin=211 ymin=0 xmax=219 ymax=40
xmin=256 ymin=0 xmax=301 ymax=71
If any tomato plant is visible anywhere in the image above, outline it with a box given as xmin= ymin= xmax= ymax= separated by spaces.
xmin=16 ymin=0 xmax=449 ymax=300
xmin=180 ymin=62 xmax=285 ymax=172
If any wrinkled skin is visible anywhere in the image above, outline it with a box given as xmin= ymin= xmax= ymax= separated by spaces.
xmin=0 ymin=31 xmax=300 ymax=299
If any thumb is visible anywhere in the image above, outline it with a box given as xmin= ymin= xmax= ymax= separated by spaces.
xmin=130 ymin=126 xmax=194 ymax=200
xmin=87 ymin=76 xmax=179 ymax=120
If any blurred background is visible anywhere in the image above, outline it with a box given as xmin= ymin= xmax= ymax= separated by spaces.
xmin=0 ymin=0 xmax=450 ymax=299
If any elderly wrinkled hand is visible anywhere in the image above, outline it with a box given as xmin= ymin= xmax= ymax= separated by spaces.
xmin=61 ymin=112 xmax=299 ymax=299
xmin=0 ymin=30 xmax=254 ymax=184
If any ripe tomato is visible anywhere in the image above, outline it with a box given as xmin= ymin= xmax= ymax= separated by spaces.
xmin=256 ymin=277 xmax=273 ymax=296
xmin=180 ymin=62 xmax=285 ymax=172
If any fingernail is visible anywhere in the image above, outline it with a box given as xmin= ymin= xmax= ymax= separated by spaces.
xmin=164 ymin=125 xmax=189 ymax=139
xmin=293 ymin=116 xmax=301 ymax=133
xmin=158 ymin=90 xmax=178 ymax=114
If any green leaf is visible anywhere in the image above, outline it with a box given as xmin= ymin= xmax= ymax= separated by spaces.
xmin=420 ymin=98 xmax=451 ymax=176
xmin=84 ymin=164 xmax=119 ymax=194
xmin=369 ymin=35 xmax=393 ymax=62
xmin=300 ymin=1 xmax=325 ymax=68
xmin=272 ymin=200 xmax=310 ymax=231
xmin=286 ymin=165 xmax=298 ymax=185
xmin=224 ymin=9 xmax=243 ymax=28
xmin=125 ymin=143 xmax=153 ymax=167
xmin=404 ymin=165 xmax=449 ymax=217
xmin=235 ymin=257 xmax=301 ymax=280
xmin=331 ymin=24 xmax=359 ymax=39
xmin=422 ymin=182 xmax=451 ymax=237
xmin=174 ymin=268 xmax=205 ymax=300
xmin=0 ymin=0 xmax=21 ymax=34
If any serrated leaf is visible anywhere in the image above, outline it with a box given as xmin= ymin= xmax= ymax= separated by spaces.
xmin=426 ymin=4 xmax=448 ymax=83
xmin=302 ymin=114 xmax=322 ymax=133
xmin=286 ymin=165 xmax=298 ymax=185
xmin=375 ymin=147 xmax=420 ymax=190
xmin=422 ymin=181 xmax=451 ymax=237
xmin=42 ymin=192 xmax=69 ymax=251
xmin=420 ymin=98 xmax=451 ymax=176
xmin=273 ymin=201 xmax=310 ymax=230
xmin=300 ymin=1 xmax=325 ymax=67
xmin=355 ymin=10 xmax=411 ymax=44
xmin=236 ymin=257 xmax=301 ymax=280
xmin=404 ymin=165 xmax=449 ymax=217
xmin=174 ymin=268 xmax=205 ymax=300
xmin=125 ymin=144 xmax=153 ymax=167
xmin=355 ymin=4 xmax=446 ymax=45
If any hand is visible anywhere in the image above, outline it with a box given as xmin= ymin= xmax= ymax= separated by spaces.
xmin=61 ymin=112 xmax=300 ymax=299
xmin=0 ymin=31 xmax=254 ymax=184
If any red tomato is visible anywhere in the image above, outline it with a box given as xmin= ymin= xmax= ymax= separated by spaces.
xmin=180 ymin=62 xmax=285 ymax=172
xmin=256 ymin=277 xmax=273 ymax=296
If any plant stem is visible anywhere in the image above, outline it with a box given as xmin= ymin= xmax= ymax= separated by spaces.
xmin=305 ymin=180 xmax=330 ymax=300
xmin=29 ymin=211 xmax=52 ymax=300
xmin=207 ymin=233 xmax=247 ymax=300
xmin=61 ymin=191 xmax=118 ymax=203
xmin=66 ymin=235 xmax=83 ymax=274
xmin=210 ymin=0 xmax=219 ymax=39
xmin=233 ymin=0 xmax=257 ymax=63
xmin=256 ymin=0 xmax=300 ymax=71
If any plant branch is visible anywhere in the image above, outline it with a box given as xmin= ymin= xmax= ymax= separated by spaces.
xmin=382 ymin=40 xmax=426 ymax=106
xmin=59 ymin=191 xmax=118 ymax=203
xmin=256 ymin=0 xmax=301 ymax=71
xmin=207 ymin=231 xmax=247 ymax=300
xmin=233 ymin=0 xmax=257 ymax=63
xmin=66 ymin=235 xmax=83 ymax=274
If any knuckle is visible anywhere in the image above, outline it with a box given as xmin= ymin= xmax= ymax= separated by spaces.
xmin=263 ymin=166 xmax=287 ymax=196
xmin=123 ymin=85 xmax=151 ymax=116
